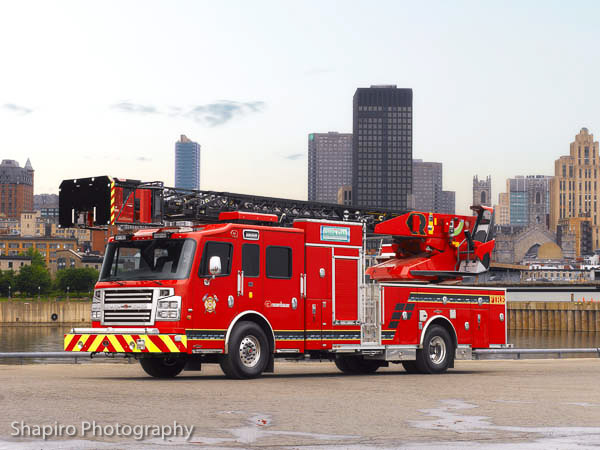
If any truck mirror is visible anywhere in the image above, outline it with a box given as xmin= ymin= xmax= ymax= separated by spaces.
xmin=209 ymin=256 xmax=222 ymax=276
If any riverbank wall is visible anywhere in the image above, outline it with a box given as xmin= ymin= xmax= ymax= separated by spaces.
xmin=508 ymin=301 xmax=600 ymax=332
xmin=1 ymin=300 xmax=600 ymax=331
xmin=0 ymin=301 xmax=91 ymax=324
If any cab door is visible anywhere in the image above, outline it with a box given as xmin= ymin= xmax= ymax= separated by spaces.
xmin=194 ymin=239 xmax=238 ymax=330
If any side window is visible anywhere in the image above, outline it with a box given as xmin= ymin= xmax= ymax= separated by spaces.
xmin=266 ymin=246 xmax=292 ymax=279
xmin=242 ymin=244 xmax=260 ymax=277
xmin=199 ymin=241 xmax=233 ymax=277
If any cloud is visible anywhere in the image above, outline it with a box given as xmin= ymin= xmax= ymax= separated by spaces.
xmin=136 ymin=156 xmax=151 ymax=162
xmin=3 ymin=103 xmax=33 ymax=115
xmin=111 ymin=102 xmax=159 ymax=114
xmin=112 ymin=100 xmax=265 ymax=127
xmin=283 ymin=153 xmax=304 ymax=160
xmin=185 ymin=101 xmax=266 ymax=127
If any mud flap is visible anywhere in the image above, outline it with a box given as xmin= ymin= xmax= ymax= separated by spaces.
xmin=265 ymin=354 xmax=275 ymax=373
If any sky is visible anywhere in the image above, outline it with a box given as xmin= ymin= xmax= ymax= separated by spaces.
xmin=1 ymin=1 xmax=600 ymax=215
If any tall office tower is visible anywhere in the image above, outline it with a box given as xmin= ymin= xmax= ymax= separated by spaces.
xmin=495 ymin=192 xmax=510 ymax=226
xmin=175 ymin=134 xmax=201 ymax=190
xmin=352 ymin=85 xmax=412 ymax=210
xmin=308 ymin=132 xmax=352 ymax=203
xmin=506 ymin=176 xmax=528 ymax=227
xmin=411 ymin=160 xmax=441 ymax=212
xmin=550 ymin=127 xmax=600 ymax=249
xmin=525 ymin=175 xmax=551 ymax=226
xmin=410 ymin=159 xmax=455 ymax=214
xmin=473 ymin=175 xmax=492 ymax=207
xmin=0 ymin=159 xmax=34 ymax=219
xmin=440 ymin=190 xmax=456 ymax=215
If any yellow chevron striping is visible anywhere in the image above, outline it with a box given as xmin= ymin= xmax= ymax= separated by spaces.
xmin=73 ymin=334 xmax=88 ymax=352
xmin=63 ymin=334 xmax=76 ymax=351
xmin=107 ymin=335 xmax=123 ymax=352
xmin=91 ymin=335 xmax=104 ymax=352
xmin=163 ymin=336 xmax=180 ymax=352
xmin=144 ymin=337 xmax=161 ymax=353
xmin=64 ymin=334 xmax=188 ymax=353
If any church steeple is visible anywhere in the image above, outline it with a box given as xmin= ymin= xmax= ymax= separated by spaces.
xmin=25 ymin=158 xmax=33 ymax=171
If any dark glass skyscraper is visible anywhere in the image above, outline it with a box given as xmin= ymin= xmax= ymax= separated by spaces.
xmin=175 ymin=135 xmax=201 ymax=190
xmin=308 ymin=132 xmax=352 ymax=203
xmin=352 ymin=86 xmax=412 ymax=210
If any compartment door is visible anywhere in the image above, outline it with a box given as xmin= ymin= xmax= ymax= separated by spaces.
xmin=332 ymin=256 xmax=360 ymax=325
xmin=305 ymin=299 xmax=322 ymax=350
xmin=471 ymin=304 xmax=490 ymax=348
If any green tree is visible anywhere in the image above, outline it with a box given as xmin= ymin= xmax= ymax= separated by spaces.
xmin=55 ymin=267 xmax=99 ymax=293
xmin=0 ymin=270 xmax=16 ymax=296
xmin=23 ymin=248 xmax=46 ymax=268
xmin=16 ymin=264 xmax=51 ymax=296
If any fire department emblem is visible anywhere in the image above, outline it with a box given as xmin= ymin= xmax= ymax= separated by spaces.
xmin=231 ymin=230 xmax=238 ymax=238
xmin=203 ymin=294 xmax=218 ymax=313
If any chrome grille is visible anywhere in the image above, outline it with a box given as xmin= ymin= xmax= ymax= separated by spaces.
xmin=102 ymin=289 xmax=154 ymax=325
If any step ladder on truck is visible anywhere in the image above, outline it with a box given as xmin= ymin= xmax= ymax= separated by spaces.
xmin=60 ymin=176 xmax=507 ymax=378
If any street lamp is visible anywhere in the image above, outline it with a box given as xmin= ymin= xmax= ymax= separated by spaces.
xmin=67 ymin=286 xmax=70 ymax=300
xmin=37 ymin=285 xmax=40 ymax=300
xmin=8 ymin=285 xmax=10 ymax=299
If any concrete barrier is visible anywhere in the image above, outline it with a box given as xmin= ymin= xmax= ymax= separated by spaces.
xmin=0 ymin=300 xmax=91 ymax=324
xmin=508 ymin=301 xmax=600 ymax=332
xmin=2 ymin=299 xmax=599 ymax=332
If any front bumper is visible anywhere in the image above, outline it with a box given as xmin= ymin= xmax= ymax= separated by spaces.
xmin=64 ymin=331 xmax=187 ymax=353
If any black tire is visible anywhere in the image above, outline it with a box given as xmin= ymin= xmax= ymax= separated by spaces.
xmin=401 ymin=361 xmax=419 ymax=374
xmin=334 ymin=355 xmax=381 ymax=374
xmin=220 ymin=321 xmax=269 ymax=379
xmin=140 ymin=357 xmax=186 ymax=378
xmin=415 ymin=324 xmax=454 ymax=374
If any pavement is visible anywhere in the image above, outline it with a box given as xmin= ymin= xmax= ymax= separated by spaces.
xmin=0 ymin=359 xmax=600 ymax=449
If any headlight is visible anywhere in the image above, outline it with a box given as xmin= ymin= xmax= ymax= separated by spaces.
xmin=158 ymin=300 xmax=170 ymax=309
xmin=91 ymin=311 xmax=101 ymax=321
xmin=169 ymin=301 xmax=178 ymax=309
xmin=168 ymin=311 xmax=177 ymax=318
xmin=158 ymin=311 xmax=168 ymax=318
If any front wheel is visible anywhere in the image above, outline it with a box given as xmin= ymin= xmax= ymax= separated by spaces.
xmin=415 ymin=324 xmax=454 ymax=374
xmin=140 ymin=356 xmax=186 ymax=378
xmin=220 ymin=321 xmax=269 ymax=379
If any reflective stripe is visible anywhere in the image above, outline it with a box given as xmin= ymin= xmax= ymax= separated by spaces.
xmin=64 ymin=334 xmax=187 ymax=353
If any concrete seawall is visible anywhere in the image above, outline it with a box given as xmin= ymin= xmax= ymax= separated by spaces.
xmin=1 ymin=300 xmax=599 ymax=332
xmin=0 ymin=301 xmax=91 ymax=324
xmin=508 ymin=301 xmax=600 ymax=332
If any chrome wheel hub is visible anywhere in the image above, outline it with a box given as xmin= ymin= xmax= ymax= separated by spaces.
xmin=239 ymin=335 xmax=261 ymax=368
xmin=429 ymin=336 xmax=446 ymax=365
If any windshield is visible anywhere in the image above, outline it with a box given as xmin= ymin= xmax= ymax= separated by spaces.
xmin=100 ymin=238 xmax=196 ymax=281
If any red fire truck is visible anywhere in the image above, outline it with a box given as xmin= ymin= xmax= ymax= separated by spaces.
xmin=61 ymin=176 xmax=507 ymax=379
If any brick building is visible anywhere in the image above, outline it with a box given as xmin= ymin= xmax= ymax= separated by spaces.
xmin=0 ymin=159 xmax=34 ymax=219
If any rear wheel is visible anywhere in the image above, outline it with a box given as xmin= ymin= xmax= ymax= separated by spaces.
xmin=220 ymin=321 xmax=269 ymax=379
xmin=334 ymin=355 xmax=382 ymax=374
xmin=140 ymin=356 xmax=186 ymax=378
xmin=415 ymin=325 xmax=454 ymax=374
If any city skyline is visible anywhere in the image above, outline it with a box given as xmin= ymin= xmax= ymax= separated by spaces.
xmin=2 ymin=2 xmax=600 ymax=214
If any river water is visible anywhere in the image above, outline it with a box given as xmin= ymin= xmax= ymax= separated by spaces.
xmin=0 ymin=325 xmax=599 ymax=364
